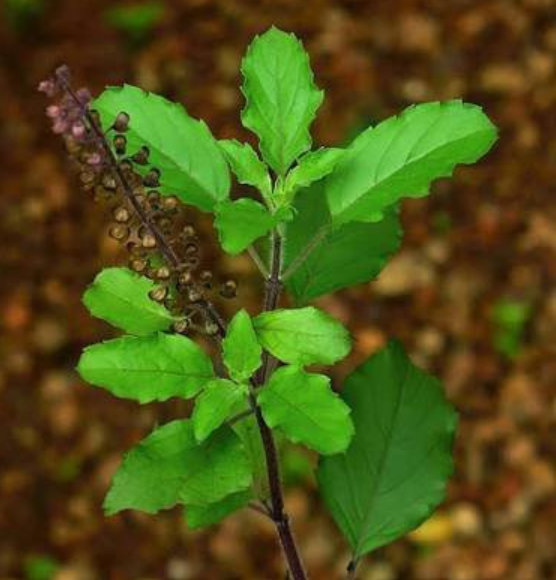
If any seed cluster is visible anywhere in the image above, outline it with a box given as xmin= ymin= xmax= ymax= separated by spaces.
xmin=39 ymin=66 xmax=236 ymax=336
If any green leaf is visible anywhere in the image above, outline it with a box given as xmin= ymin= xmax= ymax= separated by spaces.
xmin=192 ymin=379 xmax=248 ymax=443
xmin=233 ymin=415 xmax=269 ymax=500
xmin=77 ymin=333 xmax=214 ymax=403
xmin=82 ymin=267 xmax=176 ymax=335
xmin=326 ymin=100 xmax=498 ymax=224
xmin=253 ymin=306 xmax=352 ymax=366
xmin=317 ymin=340 xmax=458 ymax=559
xmin=219 ymin=139 xmax=272 ymax=198
xmin=222 ymin=309 xmax=262 ymax=382
xmin=214 ymin=198 xmax=279 ymax=255
xmin=284 ymin=148 xmax=344 ymax=197
xmin=241 ymin=27 xmax=324 ymax=176
xmin=94 ymin=84 xmax=230 ymax=212
xmin=258 ymin=366 xmax=354 ymax=455
xmin=283 ymin=183 xmax=402 ymax=304
xmin=105 ymin=420 xmax=252 ymax=514
xmin=186 ymin=491 xmax=251 ymax=530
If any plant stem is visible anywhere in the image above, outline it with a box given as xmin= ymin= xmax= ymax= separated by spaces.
xmin=248 ymin=245 xmax=269 ymax=278
xmin=253 ymin=230 xmax=308 ymax=580
xmin=346 ymin=559 xmax=358 ymax=580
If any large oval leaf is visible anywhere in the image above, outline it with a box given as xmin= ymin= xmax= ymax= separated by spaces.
xmin=77 ymin=333 xmax=214 ymax=403
xmin=94 ymin=84 xmax=230 ymax=211
xmin=326 ymin=100 xmax=497 ymax=224
xmin=317 ymin=340 xmax=457 ymax=559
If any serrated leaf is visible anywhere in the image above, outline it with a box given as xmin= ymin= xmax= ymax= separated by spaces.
xmin=77 ymin=333 xmax=214 ymax=403
xmin=82 ymin=267 xmax=177 ymax=335
xmin=222 ymin=309 xmax=262 ymax=382
xmin=94 ymin=84 xmax=230 ymax=212
xmin=284 ymin=148 xmax=344 ymax=196
xmin=258 ymin=366 xmax=354 ymax=455
xmin=241 ymin=27 xmax=324 ymax=176
xmin=317 ymin=340 xmax=458 ymax=559
xmin=283 ymin=183 xmax=402 ymax=304
xmin=219 ymin=139 xmax=272 ymax=198
xmin=104 ymin=420 xmax=252 ymax=514
xmin=326 ymin=100 xmax=498 ymax=224
xmin=186 ymin=490 xmax=251 ymax=530
xmin=192 ymin=379 xmax=248 ymax=443
xmin=253 ymin=307 xmax=352 ymax=366
xmin=214 ymin=198 xmax=278 ymax=255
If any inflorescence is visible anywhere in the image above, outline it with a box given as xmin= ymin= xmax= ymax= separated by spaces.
xmin=39 ymin=66 xmax=235 ymax=336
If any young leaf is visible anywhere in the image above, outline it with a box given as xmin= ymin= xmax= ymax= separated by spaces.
xmin=214 ymin=198 xmax=278 ymax=255
xmin=317 ymin=341 xmax=458 ymax=559
xmin=253 ymin=307 xmax=352 ymax=366
xmin=77 ymin=333 xmax=214 ymax=403
xmin=283 ymin=183 xmax=402 ymax=304
xmin=284 ymin=148 xmax=344 ymax=196
xmin=219 ymin=139 xmax=272 ymax=198
xmin=241 ymin=27 xmax=324 ymax=176
xmin=258 ymin=366 xmax=354 ymax=455
xmin=83 ymin=267 xmax=177 ymax=335
xmin=192 ymin=379 xmax=248 ymax=443
xmin=222 ymin=309 xmax=262 ymax=382
xmin=104 ymin=420 xmax=252 ymax=514
xmin=186 ymin=490 xmax=252 ymax=530
xmin=94 ymin=84 xmax=230 ymax=212
xmin=326 ymin=100 xmax=498 ymax=224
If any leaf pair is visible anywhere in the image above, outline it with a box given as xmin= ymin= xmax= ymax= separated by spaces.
xmin=78 ymin=268 xmax=214 ymax=403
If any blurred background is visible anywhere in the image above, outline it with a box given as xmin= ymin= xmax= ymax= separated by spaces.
xmin=1 ymin=0 xmax=555 ymax=579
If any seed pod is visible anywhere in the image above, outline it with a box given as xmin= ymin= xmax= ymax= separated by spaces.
xmin=199 ymin=270 xmax=213 ymax=287
xmin=178 ymin=271 xmax=192 ymax=286
xmin=80 ymin=170 xmax=95 ymax=185
xmin=113 ymin=206 xmax=130 ymax=223
xmin=133 ymin=191 xmax=146 ymax=206
xmin=173 ymin=319 xmax=190 ymax=333
xmin=182 ymin=225 xmax=196 ymax=239
xmin=185 ymin=243 xmax=198 ymax=256
xmin=119 ymin=160 xmax=133 ymax=175
xmin=143 ymin=168 xmax=160 ymax=188
xmin=130 ymin=257 xmax=147 ymax=273
xmin=220 ymin=280 xmax=237 ymax=299
xmin=108 ymin=224 xmax=130 ymax=241
xmin=89 ymin=110 xmax=101 ymax=126
xmin=149 ymin=286 xmax=168 ymax=303
xmin=141 ymin=233 xmax=157 ymax=249
xmin=156 ymin=266 xmax=171 ymax=280
xmin=113 ymin=135 xmax=127 ymax=155
xmin=205 ymin=321 xmax=219 ymax=336
xmin=188 ymin=287 xmax=203 ymax=303
xmin=102 ymin=174 xmax=117 ymax=190
xmin=163 ymin=196 xmax=179 ymax=211
xmin=132 ymin=146 xmax=150 ymax=165
xmin=113 ymin=112 xmax=130 ymax=133
xmin=147 ymin=189 xmax=160 ymax=201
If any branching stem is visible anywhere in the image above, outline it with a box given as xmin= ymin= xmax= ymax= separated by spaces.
xmin=252 ymin=230 xmax=308 ymax=580
xmin=66 ymin=85 xmax=306 ymax=578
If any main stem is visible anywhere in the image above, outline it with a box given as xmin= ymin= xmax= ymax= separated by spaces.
xmin=254 ymin=231 xmax=308 ymax=580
